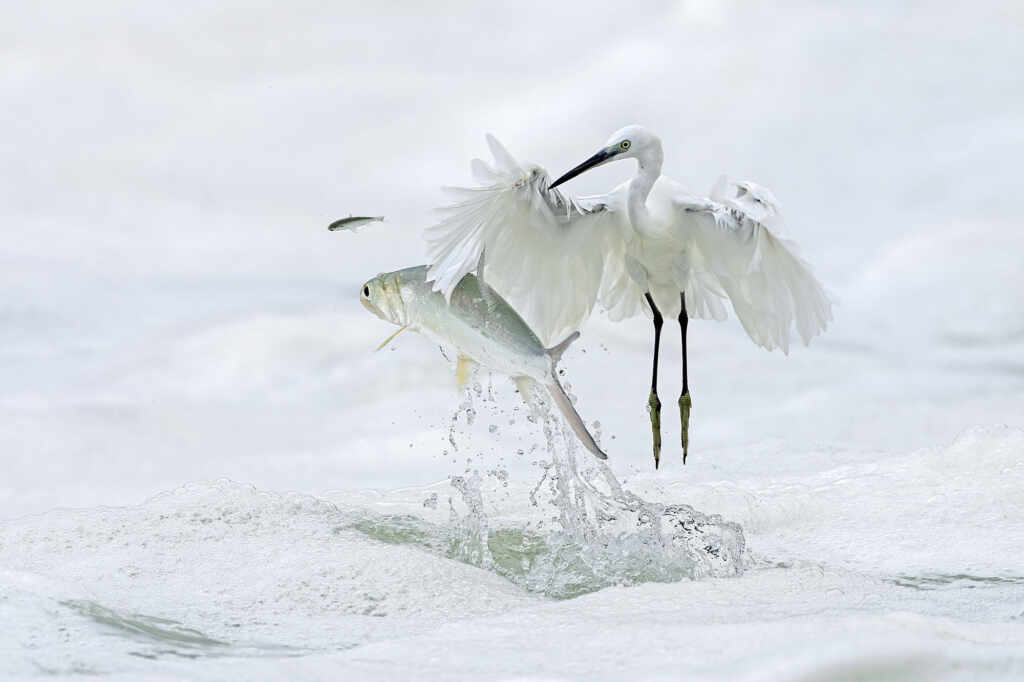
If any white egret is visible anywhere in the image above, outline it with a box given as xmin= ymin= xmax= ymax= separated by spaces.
xmin=425 ymin=125 xmax=832 ymax=468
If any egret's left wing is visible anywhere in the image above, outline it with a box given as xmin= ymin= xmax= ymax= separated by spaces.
xmin=425 ymin=135 xmax=629 ymax=345
xmin=668 ymin=177 xmax=833 ymax=353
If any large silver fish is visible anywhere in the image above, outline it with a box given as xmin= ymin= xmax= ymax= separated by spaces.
xmin=359 ymin=265 xmax=607 ymax=460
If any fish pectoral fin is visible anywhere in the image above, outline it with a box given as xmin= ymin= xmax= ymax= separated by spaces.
xmin=456 ymin=355 xmax=477 ymax=392
xmin=375 ymin=325 xmax=408 ymax=351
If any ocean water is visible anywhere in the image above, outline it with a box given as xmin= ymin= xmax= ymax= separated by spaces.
xmin=3 ymin=0 xmax=1024 ymax=678
xmin=2 ymin=270 xmax=1023 ymax=679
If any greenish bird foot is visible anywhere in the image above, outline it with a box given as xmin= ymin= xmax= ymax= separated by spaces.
xmin=679 ymin=392 xmax=692 ymax=464
xmin=648 ymin=392 xmax=662 ymax=469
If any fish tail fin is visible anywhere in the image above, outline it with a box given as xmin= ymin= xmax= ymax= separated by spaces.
xmin=543 ymin=373 xmax=607 ymax=460
xmin=545 ymin=331 xmax=580 ymax=365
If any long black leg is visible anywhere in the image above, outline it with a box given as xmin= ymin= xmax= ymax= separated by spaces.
xmin=679 ymin=292 xmax=692 ymax=463
xmin=645 ymin=293 xmax=663 ymax=469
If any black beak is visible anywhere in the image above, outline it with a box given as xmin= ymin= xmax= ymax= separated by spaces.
xmin=548 ymin=149 xmax=615 ymax=190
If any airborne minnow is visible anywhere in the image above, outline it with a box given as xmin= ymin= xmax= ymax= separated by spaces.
xmin=359 ymin=265 xmax=607 ymax=460
xmin=328 ymin=215 xmax=384 ymax=232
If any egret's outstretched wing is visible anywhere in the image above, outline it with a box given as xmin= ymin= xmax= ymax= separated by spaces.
xmin=425 ymin=135 xmax=628 ymax=345
xmin=668 ymin=177 xmax=833 ymax=353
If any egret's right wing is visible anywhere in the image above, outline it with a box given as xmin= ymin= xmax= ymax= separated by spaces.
xmin=425 ymin=135 xmax=628 ymax=345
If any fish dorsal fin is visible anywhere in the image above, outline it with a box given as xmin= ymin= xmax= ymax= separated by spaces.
xmin=546 ymin=331 xmax=580 ymax=365
xmin=476 ymin=247 xmax=496 ymax=309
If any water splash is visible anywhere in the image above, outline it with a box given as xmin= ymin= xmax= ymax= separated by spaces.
xmin=450 ymin=383 xmax=744 ymax=597
xmin=447 ymin=471 xmax=492 ymax=570
xmin=353 ymin=377 xmax=746 ymax=599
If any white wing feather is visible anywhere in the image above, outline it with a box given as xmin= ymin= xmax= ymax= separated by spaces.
xmin=426 ymin=135 xmax=830 ymax=352
xmin=425 ymin=135 xmax=629 ymax=345
xmin=673 ymin=177 xmax=832 ymax=353
xmin=597 ymin=175 xmax=831 ymax=353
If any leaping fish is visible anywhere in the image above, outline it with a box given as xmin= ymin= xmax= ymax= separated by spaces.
xmin=359 ymin=265 xmax=607 ymax=460
xmin=328 ymin=215 xmax=385 ymax=232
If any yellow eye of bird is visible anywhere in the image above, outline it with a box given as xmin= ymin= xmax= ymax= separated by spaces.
xmin=620 ymin=140 xmax=631 ymax=150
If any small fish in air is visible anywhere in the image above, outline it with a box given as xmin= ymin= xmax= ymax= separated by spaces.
xmin=327 ymin=216 xmax=385 ymax=232
xmin=359 ymin=265 xmax=607 ymax=460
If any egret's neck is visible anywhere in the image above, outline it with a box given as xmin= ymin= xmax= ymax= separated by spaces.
xmin=627 ymin=142 xmax=663 ymax=230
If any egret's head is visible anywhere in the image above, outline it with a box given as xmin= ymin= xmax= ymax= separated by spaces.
xmin=359 ymin=271 xmax=409 ymax=327
xmin=549 ymin=124 xmax=662 ymax=190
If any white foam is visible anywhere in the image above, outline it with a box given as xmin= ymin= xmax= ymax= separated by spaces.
xmin=0 ymin=481 xmax=537 ymax=676
xmin=4 ymin=426 xmax=1023 ymax=678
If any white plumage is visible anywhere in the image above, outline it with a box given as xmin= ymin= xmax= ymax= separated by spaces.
xmin=425 ymin=135 xmax=623 ymax=347
xmin=425 ymin=126 xmax=832 ymax=351
xmin=425 ymin=124 xmax=832 ymax=467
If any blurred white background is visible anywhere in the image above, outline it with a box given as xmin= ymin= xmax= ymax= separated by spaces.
xmin=3 ymin=0 xmax=1022 ymax=518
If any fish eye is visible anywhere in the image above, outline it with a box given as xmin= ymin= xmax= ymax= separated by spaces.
xmin=620 ymin=140 xmax=631 ymax=150
xmin=363 ymin=285 xmax=370 ymax=297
